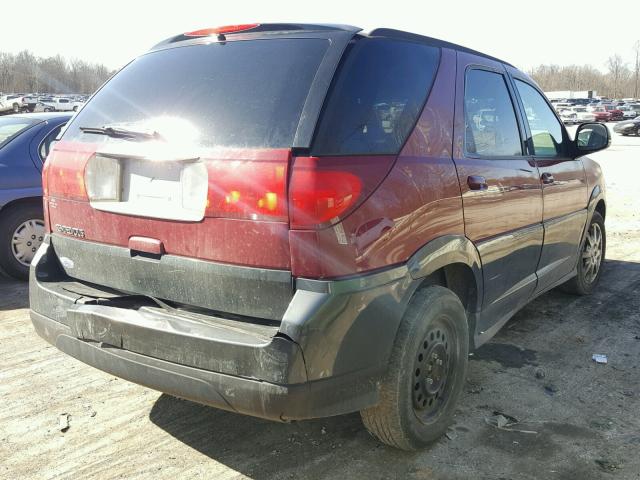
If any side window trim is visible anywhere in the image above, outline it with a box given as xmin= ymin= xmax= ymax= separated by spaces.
xmin=508 ymin=74 xmax=570 ymax=158
xmin=504 ymin=72 xmax=535 ymax=156
xmin=462 ymin=65 xmax=527 ymax=160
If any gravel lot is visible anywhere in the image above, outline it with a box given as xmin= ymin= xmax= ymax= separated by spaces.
xmin=1 ymin=124 xmax=639 ymax=480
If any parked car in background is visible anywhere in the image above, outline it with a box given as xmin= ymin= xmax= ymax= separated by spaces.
xmin=587 ymin=106 xmax=612 ymax=122
xmin=603 ymin=104 xmax=623 ymax=120
xmin=618 ymin=105 xmax=638 ymax=119
xmin=627 ymin=103 xmax=640 ymax=116
xmin=0 ymin=95 xmax=24 ymax=114
xmin=0 ymin=112 xmax=72 ymax=279
xmin=21 ymin=96 xmax=40 ymax=112
xmin=72 ymin=99 xmax=85 ymax=112
xmin=613 ymin=117 xmax=640 ymax=136
xmin=558 ymin=108 xmax=578 ymax=125
xmin=42 ymin=98 xmax=75 ymax=112
xmin=567 ymin=106 xmax=596 ymax=123
xmin=29 ymin=23 xmax=610 ymax=451
xmin=553 ymin=102 xmax=574 ymax=113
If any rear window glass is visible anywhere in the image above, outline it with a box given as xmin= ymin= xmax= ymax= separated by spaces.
xmin=63 ymin=39 xmax=329 ymax=149
xmin=0 ymin=117 xmax=38 ymax=149
xmin=311 ymin=38 xmax=440 ymax=156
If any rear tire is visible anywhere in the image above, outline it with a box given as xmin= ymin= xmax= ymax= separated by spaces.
xmin=562 ymin=211 xmax=605 ymax=295
xmin=0 ymin=203 xmax=45 ymax=280
xmin=12 ymin=103 xmax=20 ymax=113
xmin=360 ymin=286 xmax=469 ymax=450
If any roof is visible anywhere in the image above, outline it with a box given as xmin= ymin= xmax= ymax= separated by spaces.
xmin=151 ymin=23 xmax=513 ymax=67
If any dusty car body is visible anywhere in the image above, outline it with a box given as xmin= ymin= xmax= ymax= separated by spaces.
xmin=29 ymin=24 xmax=609 ymax=450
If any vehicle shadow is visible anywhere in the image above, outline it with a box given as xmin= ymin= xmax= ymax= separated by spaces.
xmin=148 ymin=259 xmax=640 ymax=479
xmin=0 ymin=275 xmax=29 ymax=311
xmin=149 ymin=395 xmax=422 ymax=479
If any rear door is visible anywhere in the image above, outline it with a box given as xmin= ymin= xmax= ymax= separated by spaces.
xmin=508 ymin=72 xmax=588 ymax=293
xmin=453 ymin=53 xmax=543 ymax=336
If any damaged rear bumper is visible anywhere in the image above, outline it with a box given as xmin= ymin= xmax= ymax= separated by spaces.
xmin=29 ymin=235 xmax=412 ymax=421
xmin=30 ymin=310 xmax=374 ymax=421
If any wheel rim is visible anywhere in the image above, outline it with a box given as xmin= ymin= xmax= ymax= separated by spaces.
xmin=11 ymin=219 xmax=45 ymax=266
xmin=581 ymin=222 xmax=603 ymax=284
xmin=412 ymin=318 xmax=456 ymax=423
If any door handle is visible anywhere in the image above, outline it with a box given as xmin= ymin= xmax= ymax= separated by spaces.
xmin=541 ymin=172 xmax=555 ymax=184
xmin=467 ymin=175 xmax=488 ymax=191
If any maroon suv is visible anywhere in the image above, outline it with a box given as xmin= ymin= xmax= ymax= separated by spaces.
xmin=29 ymin=24 xmax=609 ymax=450
xmin=603 ymin=104 xmax=624 ymax=120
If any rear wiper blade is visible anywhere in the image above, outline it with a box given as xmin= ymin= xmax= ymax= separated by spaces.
xmin=80 ymin=125 xmax=163 ymax=141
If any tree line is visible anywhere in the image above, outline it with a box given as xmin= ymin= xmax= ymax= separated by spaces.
xmin=529 ymin=43 xmax=640 ymax=99
xmin=2 ymin=45 xmax=640 ymax=100
xmin=0 ymin=50 xmax=115 ymax=95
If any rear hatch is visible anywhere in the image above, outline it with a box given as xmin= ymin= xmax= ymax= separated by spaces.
xmin=42 ymin=26 xmax=428 ymax=319
xmin=44 ymin=33 xmax=341 ymax=319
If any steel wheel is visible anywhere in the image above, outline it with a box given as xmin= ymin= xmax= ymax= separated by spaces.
xmin=581 ymin=222 xmax=603 ymax=284
xmin=412 ymin=320 xmax=456 ymax=423
xmin=11 ymin=219 xmax=45 ymax=267
xmin=360 ymin=286 xmax=469 ymax=450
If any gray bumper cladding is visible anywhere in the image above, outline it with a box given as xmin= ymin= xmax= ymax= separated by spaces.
xmin=29 ymin=236 xmax=412 ymax=420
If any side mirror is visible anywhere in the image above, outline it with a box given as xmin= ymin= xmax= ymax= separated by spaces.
xmin=574 ymin=122 xmax=610 ymax=157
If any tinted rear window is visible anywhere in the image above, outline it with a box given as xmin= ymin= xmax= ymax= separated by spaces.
xmin=311 ymin=38 xmax=440 ymax=156
xmin=0 ymin=117 xmax=39 ymax=149
xmin=63 ymin=39 xmax=329 ymax=149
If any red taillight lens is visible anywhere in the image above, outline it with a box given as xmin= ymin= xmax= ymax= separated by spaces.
xmin=204 ymin=150 xmax=289 ymax=221
xmin=185 ymin=24 xmax=260 ymax=37
xmin=45 ymin=142 xmax=92 ymax=201
xmin=289 ymin=157 xmax=365 ymax=229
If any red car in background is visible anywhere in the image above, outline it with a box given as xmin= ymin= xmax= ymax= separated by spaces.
xmin=603 ymin=104 xmax=624 ymax=120
xmin=588 ymin=106 xmax=613 ymax=121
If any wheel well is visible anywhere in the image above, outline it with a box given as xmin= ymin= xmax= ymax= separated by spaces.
xmin=0 ymin=197 xmax=42 ymax=217
xmin=413 ymin=263 xmax=479 ymax=347
xmin=415 ymin=262 xmax=478 ymax=326
xmin=595 ymin=200 xmax=605 ymax=220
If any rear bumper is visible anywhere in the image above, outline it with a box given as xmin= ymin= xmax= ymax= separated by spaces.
xmin=30 ymin=310 xmax=377 ymax=420
xmin=30 ymin=235 xmax=413 ymax=420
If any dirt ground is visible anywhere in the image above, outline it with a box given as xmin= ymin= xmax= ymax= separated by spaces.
xmin=1 ymin=124 xmax=639 ymax=480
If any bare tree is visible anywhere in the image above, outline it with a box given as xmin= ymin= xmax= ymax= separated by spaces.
xmin=0 ymin=50 xmax=114 ymax=94
xmin=634 ymin=41 xmax=640 ymax=99
xmin=606 ymin=55 xmax=629 ymax=99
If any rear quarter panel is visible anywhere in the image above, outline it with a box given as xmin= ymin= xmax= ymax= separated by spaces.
xmin=290 ymin=48 xmax=464 ymax=278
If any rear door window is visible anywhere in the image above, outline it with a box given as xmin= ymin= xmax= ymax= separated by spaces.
xmin=311 ymin=38 xmax=440 ymax=156
xmin=464 ymin=69 xmax=523 ymax=157
xmin=63 ymin=39 xmax=329 ymax=149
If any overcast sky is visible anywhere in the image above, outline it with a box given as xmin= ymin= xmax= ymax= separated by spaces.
xmin=3 ymin=0 xmax=639 ymax=72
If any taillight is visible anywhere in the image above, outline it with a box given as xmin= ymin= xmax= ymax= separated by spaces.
xmin=204 ymin=150 xmax=289 ymax=222
xmin=289 ymin=157 xmax=361 ymax=228
xmin=289 ymin=156 xmax=396 ymax=229
xmin=42 ymin=156 xmax=51 ymax=197
xmin=45 ymin=142 xmax=92 ymax=201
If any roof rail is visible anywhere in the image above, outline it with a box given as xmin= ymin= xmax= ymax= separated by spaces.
xmin=368 ymin=28 xmax=513 ymax=67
